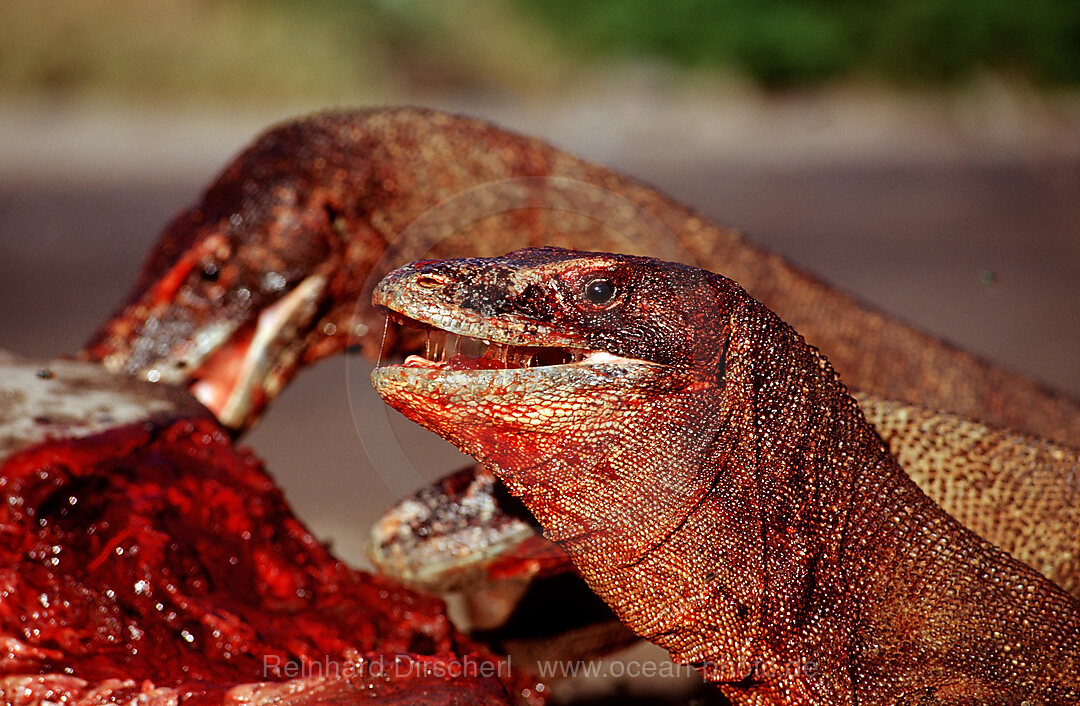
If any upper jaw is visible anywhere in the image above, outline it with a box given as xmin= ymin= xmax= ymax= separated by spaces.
xmin=373 ymin=264 xmax=653 ymax=374
xmin=372 ymin=264 xmax=583 ymax=350
xmin=371 ymin=261 xmax=669 ymax=375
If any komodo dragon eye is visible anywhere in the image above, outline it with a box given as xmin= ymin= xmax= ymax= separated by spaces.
xmin=583 ymin=278 xmax=616 ymax=305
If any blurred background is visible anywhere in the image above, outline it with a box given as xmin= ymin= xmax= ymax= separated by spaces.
xmin=1 ymin=2 xmax=1079 ymax=699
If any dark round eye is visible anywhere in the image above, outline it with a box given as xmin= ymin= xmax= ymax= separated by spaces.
xmin=584 ymin=278 xmax=616 ymax=305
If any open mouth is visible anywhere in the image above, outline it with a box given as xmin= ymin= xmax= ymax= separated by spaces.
xmin=186 ymin=273 xmax=328 ymax=428
xmin=384 ymin=312 xmax=634 ymax=372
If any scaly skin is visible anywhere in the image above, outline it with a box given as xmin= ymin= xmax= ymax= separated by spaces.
xmin=83 ymin=108 xmax=1080 ymax=444
xmin=856 ymin=393 xmax=1080 ymax=596
xmin=370 ymin=390 xmax=1080 ymax=602
xmin=78 ymin=108 xmax=1080 ymax=598
xmin=371 ymin=248 xmax=1080 ymax=703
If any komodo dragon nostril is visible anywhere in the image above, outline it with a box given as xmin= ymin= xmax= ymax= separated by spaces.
xmin=417 ymin=273 xmax=449 ymax=288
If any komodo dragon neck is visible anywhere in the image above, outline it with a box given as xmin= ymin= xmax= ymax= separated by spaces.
xmin=371 ymin=247 xmax=1080 ymax=703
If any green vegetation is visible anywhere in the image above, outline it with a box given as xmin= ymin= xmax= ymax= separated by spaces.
xmin=512 ymin=0 xmax=1080 ymax=86
xmin=2 ymin=0 xmax=1077 ymax=106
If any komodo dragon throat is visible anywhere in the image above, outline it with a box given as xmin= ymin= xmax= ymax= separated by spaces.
xmin=372 ymin=248 xmax=1080 ymax=704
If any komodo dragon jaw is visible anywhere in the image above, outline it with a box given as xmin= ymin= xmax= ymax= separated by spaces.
xmin=82 ymin=222 xmax=342 ymax=432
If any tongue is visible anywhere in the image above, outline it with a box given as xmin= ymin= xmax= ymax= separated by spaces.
xmin=189 ymin=328 xmax=256 ymax=418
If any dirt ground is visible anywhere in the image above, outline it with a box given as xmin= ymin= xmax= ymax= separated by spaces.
xmin=1 ymin=90 xmax=1078 ymax=702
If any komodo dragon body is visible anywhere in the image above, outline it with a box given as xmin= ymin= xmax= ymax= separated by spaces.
xmin=371 ymin=248 xmax=1080 ymax=703
xmin=81 ymin=109 xmax=1078 ymax=604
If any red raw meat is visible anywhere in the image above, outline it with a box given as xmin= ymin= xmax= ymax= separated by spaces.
xmin=0 ymin=414 xmax=543 ymax=704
